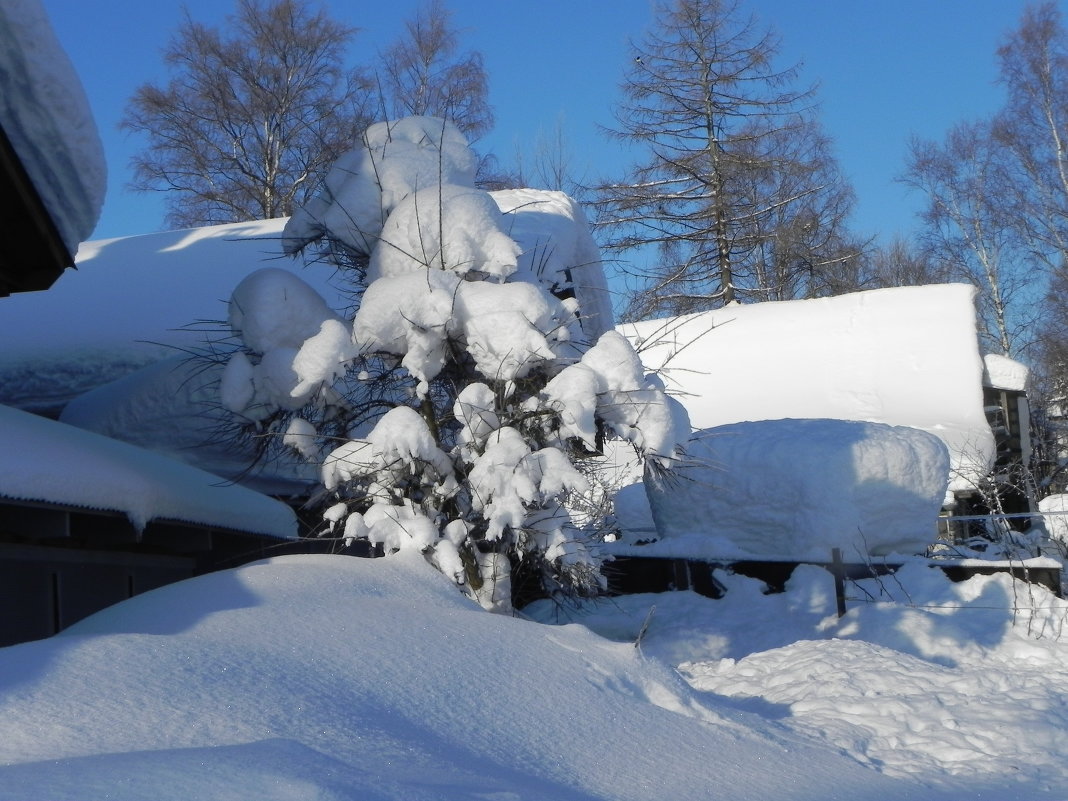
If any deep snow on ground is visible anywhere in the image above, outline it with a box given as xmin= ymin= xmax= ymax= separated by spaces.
xmin=0 ymin=551 xmax=1065 ymax=800
xmin=530 ymin=560 xmax=1068 ymax=797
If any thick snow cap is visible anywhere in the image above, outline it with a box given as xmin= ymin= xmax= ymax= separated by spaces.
xmin=621 ymin=284 xmax=994 ymax=494
xmin=0 ymin=403 xmax=297 ymax=537
xmin=284 ymin=117 xmax=614 ymax=342
xmin=644 ymin=418 xmax=950 ymax=561
xmin=983 ymin=352 xmax=1030 ymax=392
xmin=283 ymin=116 xmax=478 ymax=256
xmin=0 ymin=0 xmax=105 ymax=253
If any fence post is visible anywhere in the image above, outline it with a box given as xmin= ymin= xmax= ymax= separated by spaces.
xmin=831 ymin=548 xmax=847 ymax=618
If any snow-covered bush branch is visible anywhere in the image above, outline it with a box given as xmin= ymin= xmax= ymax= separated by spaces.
xmin=220 ymin=116 xmax=690 ymax=608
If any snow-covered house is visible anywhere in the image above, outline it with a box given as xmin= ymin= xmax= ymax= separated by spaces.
xmin=0 ymin=2 xmax=303 ymax=645
xmin=981 ymin=353 xmax=1033 ymax=516
xmin=609 ymin=284 xmax=1023 ymax=573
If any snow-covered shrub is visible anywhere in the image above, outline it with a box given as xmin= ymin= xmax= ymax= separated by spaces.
xmin=644 ymin=418 xmax=950 ymax=561
xmin=222 ymin=116 xmax=689 ymax=609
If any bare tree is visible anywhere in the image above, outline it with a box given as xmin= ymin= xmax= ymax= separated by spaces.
xmin=376 ymin=0 xmax=493 ymax=142
xmin=903 ymin=121 xmax=1041 ymax=359
xmin=865 ymin=236 xmax=951 ymax=289
xmin=991 ymin=2 xmax=1068 ymax=392
xmin=994 ymin=2 xmax=1068 ymax=268
xmin=513 ymin=115 xmax=590 ymax=201
xmin=123 ymin=0 xmax=374 ymax=228
xmin=594 ymin=0 xmax=856 ymax=318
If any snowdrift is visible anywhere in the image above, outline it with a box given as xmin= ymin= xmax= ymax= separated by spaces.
xmin=0 ymin=552 xmax=942 ymax=801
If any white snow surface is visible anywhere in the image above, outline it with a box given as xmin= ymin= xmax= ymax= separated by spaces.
xmin=0 ymin=0 xmax=105 ymax=254
xmin=59 ymin=356 xmax=317 ymax=495
xmin=983 ymin=352 xmax=1030 ymax=392
xmin=0 ymin=403 xmax=296 ymax=537
xmin=529 ymin=561 xmax=1068 ymax=797
xmin=641 ymin=419 xmax=950 ymax=560
xmin=0 ymin=550 xmax=1026 ymax=800
xmin=0 ymin=218 xmax=348 ymax=411
xmin=621 ymin=285 xmax=995 ymax=493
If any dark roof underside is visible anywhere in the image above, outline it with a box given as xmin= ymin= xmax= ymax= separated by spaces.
xmin=0 ymin=121 xmax=74 ymax=297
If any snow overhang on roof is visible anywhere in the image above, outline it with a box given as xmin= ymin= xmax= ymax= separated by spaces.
xmin=0 ymin=0 xmax=105 ymax=296
xmin=619 ymin=284 xmax=994 ymax=492
xmin=0 ymin=404 xmax=297 ymax=539
xmin=982 ymin=352 xmax=1030 ymax=393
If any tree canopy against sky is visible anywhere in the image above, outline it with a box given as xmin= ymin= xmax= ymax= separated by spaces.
xmin=123 ymin=0 xmax=495 ymax=228
xmin=902 ymin=2 xmax=1068 ymax=368
xmin=375 ymin=0 xmax=493 ymax=143
xmin=595 ymin=0 xmax=857 ymax=319
xmin=122 ymin=0 xmax=375 ymax=228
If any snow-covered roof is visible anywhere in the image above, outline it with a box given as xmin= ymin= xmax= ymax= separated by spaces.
xmin=0 ymin=218 xmax=346 ymax=411
xmin=0 ymin=403 xmax=297 ymax=538
xmin=0 ymin=0 xmax=105 ymax=257
xmin=620 ymin=284 xmax=994 ymax=491
xmin=983 ymin=352 xmax=1030 ymax=392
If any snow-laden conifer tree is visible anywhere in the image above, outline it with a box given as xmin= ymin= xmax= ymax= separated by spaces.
xmin=220 ymin=116 xmax=689 ymax=609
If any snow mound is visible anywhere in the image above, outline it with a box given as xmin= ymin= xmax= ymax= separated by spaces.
xmin=643 ymin=418 xmax=949 ymax=560
xmin=0 ymin=552 xmax=932 ymax=800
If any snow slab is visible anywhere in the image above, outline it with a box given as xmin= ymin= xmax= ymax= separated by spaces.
xmin=641 ymin=419 xmax=949 ymax=561
xmin=0 ymin=551 xmax=971 ymax=801
xmin=983 ymin=352 xmax=1030 ymax=392
xmin=0 ymin=403 xmax=296 ymax=537
xmin=619 ymin=284 xmax=995 ymax=493
xmin=0 ymin=218 xmax=348 ymax=412
xmin=0 ymin=0 xmax=105 ymax=255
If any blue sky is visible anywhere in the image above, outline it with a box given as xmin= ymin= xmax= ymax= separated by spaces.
xmin=41 ymin=0 xmax=1044 ymax=244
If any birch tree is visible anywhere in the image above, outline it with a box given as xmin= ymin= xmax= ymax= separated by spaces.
xmin=903 ymin=121 xmax=1040 ymax=359
xmin=123 ymin=0 xmax=374 ymax=228
xmin=376 ymin=0 xmax=493 ymax=143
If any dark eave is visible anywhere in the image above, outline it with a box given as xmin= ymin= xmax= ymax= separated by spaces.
xmin=0 ymin=120 xmax=74 ymax=297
